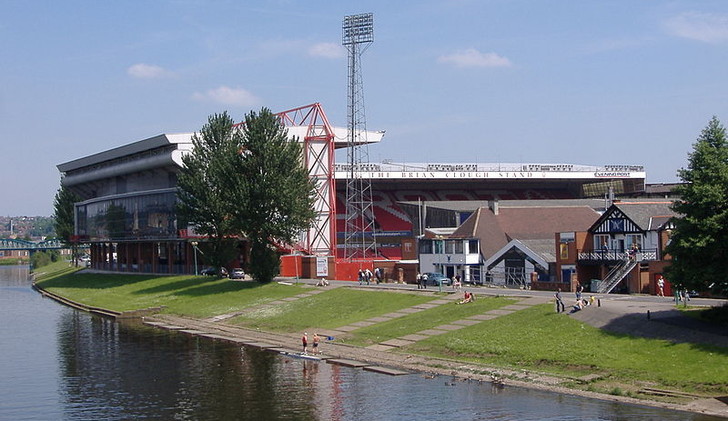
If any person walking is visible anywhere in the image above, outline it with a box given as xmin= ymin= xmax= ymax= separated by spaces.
xmin=554 ymin=288 xmax=565 ymax=313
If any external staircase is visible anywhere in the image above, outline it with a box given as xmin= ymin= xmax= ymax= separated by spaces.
xmin=596 ymin=258 xmax=638 ymax=294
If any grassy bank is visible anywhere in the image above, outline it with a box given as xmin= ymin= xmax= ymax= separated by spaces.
xmin=229 ymin=288 xmax=437 ymax=332
xmin=341 ymin=296 xmax=516 ymax=347
xmin=34 ymin=266 xmax=728 ymax=404
xmin=408 ymin=304 xmax=727 ymax=398
xmin=34 ymin=262 xmax=308 ymax=317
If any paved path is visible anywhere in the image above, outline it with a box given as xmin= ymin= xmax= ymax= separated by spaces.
xmin=568 ymin=296 xmax=728 ymax=348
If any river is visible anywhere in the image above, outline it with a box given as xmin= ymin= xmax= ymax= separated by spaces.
xmin=0 ymin=265 xmax=721 ymax=420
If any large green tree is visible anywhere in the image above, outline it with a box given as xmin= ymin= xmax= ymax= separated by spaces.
xmin=53 ymin=181 xmax=80 ymax=265
xmin=233 ymin=108 xmax=317 ymax=283
xmin=177 ymin=112 xmax=241 ymax=273
xmin=177 ymin=109 xmax=317 ymax=282
xmin=665 ymin=116 xmax=728 ymax=295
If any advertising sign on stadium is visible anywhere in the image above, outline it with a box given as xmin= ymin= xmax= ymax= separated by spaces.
xmin=335 ymin=171 xmax=642 ymax=180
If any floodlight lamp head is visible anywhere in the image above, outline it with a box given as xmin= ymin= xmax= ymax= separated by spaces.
xmin=342 ymin=13 xmax=374 ymax=45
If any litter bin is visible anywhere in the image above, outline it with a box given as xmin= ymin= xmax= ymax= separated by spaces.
xmin=590 ymin=279 xmax=601 ymax=293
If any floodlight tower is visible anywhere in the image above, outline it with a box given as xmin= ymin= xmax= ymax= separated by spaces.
xmin=342 ymin=12 xmax=377 ymax=260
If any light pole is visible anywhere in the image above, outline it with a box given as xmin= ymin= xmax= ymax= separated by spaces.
xmin=191 ymin=241 xmax=199 ymax=275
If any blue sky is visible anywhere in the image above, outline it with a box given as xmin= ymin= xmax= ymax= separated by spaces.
xmin=2 ymin=0 xmax=728 ymax=216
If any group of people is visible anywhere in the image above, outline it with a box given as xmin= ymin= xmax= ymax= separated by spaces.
xmin=415 ymin=272 xmax=428 ymax=289
xmin=358 ymin=267 xmax=383 ymax=285
xmin=301 ymin=332 xmax=322 ymax=355
xmin=554 ymin=285 xmax=595 ymax=314
xmin=452 ymin=275 xmax=462 ymax=290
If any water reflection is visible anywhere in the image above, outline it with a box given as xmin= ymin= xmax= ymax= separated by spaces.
xmin=0 ymin=266 xmax=724 ymax=421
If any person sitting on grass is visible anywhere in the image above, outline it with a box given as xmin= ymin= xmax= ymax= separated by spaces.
xmin=457 ymin=290 xmax=473 ymax=304
xmin=569 ymin=299 xmax=584 ymax=313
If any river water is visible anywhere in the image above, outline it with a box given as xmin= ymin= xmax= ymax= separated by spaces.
xmin=0 ymin=265 xmax=722 ymax=421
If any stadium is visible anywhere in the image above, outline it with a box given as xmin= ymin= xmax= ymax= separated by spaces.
xmin=57 ymin=103 xmax=647 ymax=282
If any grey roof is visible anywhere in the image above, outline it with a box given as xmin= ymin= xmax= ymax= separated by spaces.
xmin=518 ymin=238 xmax=558 ymax=263
xmin=613 ymin=201 xmax=677 ymax=230
xmin=57 ymin=133 xmax=192 ymax=173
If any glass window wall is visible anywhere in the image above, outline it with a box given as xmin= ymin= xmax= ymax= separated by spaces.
xmin=75 ymin=191 xmax=178 ymax=241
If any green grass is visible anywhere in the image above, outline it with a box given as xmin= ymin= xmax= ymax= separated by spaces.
xmin=406 ymin=303 xmax=728 ymax=394
xmin=229 ymin=288 xmax=436 ymax=333
xmin=344 ymin=296 xmax=516 ymax=346
xmin=35 ymin=268 xmax=308 ymax=317
xmin=681 ymin=304 xmax=728 ymax=328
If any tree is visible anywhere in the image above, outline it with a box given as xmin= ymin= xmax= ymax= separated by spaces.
xmin=665 ymin=116 xmax=728 ymax=296
xmin=53 ymin=182 xmax=80 ymax=265
xmin=178 ymin=108 xmax=317 ymax=282
xmin=233 ymin=108 xmax=317 ymax=283
xmin=177 ymin=112 xmax=241 ymax=273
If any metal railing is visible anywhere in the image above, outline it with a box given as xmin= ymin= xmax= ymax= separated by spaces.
xmin=578 ymin=248 xmax=657 ymax=262
xmin=596 ymin=258 xmax=638 ymax=294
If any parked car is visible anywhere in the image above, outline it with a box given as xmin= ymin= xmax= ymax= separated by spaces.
xmin=423 ymin=272 xmax=450 ymax=286
xmin=200 ymin=267 xmax=217 ymax=276
xmin=229 ymin=268 xmax=245 ymax=280
xmin=78 ymin=254 xmax=91 ymax=267
xmin=201 ymin=267 xmax=228 ymax=277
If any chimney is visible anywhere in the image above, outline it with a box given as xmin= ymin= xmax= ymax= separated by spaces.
xmin=490 ymin=199 xmax=499 ymax=215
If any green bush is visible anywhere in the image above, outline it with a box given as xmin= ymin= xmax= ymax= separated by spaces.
xmin=30 ymin=251 xmax=56 ymax=269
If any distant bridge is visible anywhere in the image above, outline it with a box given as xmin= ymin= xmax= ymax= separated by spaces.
xmin=0 ymin=238 xmax=66 ymax=252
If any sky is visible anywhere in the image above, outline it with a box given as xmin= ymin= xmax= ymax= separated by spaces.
xmin=2 ymin=0 xmax=728 ymax=216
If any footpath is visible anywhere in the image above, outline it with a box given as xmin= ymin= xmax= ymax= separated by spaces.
xmin=140 ymin=279 xmax=728 ymax=419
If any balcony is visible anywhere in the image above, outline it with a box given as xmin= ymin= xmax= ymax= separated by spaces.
xmin=577 ymin=248 xmax=658 ymax=264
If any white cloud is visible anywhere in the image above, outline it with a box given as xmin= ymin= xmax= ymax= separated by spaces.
xmin=437 ymin=48 xmax=512 ymax=68
xmin=308 ymin=42 xmax=344 ymax=58
xmin=127 ymin=63 xmax=170 ymax=79
xmin=665 ymin=12 xmax=728 ymax=43
xmin=192 ymin=86 xmax=260 ymax=107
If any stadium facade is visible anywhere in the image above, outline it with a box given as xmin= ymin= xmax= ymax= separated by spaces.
xmin=57 ymin=109 xmax=649 ymax=283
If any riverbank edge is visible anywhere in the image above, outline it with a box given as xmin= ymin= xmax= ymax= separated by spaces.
xmin=32 ymin=281 xmax=728 ymax=419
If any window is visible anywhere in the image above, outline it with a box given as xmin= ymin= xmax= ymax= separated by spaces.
xmin=594 ymin=234 xmax=609 ymax=250
xmin=468 ymin=240 xmax=479 ymax=254
xmin=626 ymin=234 xmax=642 ymax=249
xmin=434 ymin=240 xmax=444 ymax=254
xmin=445 ymin=240 xmax=463 ymax=254
xmin=419 ymin=240 xmax=432 ymax=254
